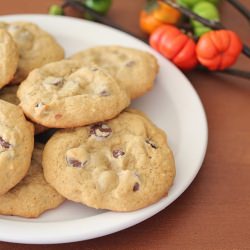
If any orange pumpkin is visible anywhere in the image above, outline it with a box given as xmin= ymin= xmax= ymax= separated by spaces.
xmin=150 ymin=25 xmax=198 ymax=70
xmin=196 ymin=30 xmax=243 ymax=70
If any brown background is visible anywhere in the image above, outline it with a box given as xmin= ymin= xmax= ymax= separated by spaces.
xmin=0 ymin=0 xmax=250 ymax=249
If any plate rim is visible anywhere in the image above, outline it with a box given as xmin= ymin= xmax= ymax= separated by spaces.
xmin=0 ymin=14 xmax=208 ymax=244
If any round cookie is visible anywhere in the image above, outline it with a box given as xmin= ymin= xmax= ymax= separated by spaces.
xmin=42 ymin=109 xmax=175 ymax=211
xmin=0 ymin=21 xmax=64 ymax=84
xmin=17 ymin=60 xmax=131 ymax=128
xmin=70 ymin=46 xmax=159 ymax=99
xmin=0 ymin=29 xmax=18 ymax=89
xmin=0 ymin=144 xmax=65 ymax=218
xmin=0 ymin=85 xmax=48 ymax=134
xmin=0 ymin=100 xmax=34 ymax=196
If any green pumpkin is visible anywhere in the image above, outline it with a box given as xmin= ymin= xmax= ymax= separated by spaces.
xmin=177 ymin=0 xmax=219 ymax=8
xmin=84 ymin=0 xmax=112 ymax=14
xmin=191 ymin=1 xmax=220 ymax=37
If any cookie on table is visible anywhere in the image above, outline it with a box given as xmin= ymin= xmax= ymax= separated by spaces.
xmin=0 ymin=85 xmax=48 ymax=134
xmin=0 ymin=29 xmax=18 ymax=89
xmin=17 ymin=60 xmax=131 ymax=128
xmin=42 ymin=109 xmax=175 ymax=211
xmin=0 ymin=100 xmax=34 ymax=196
xmin=0 ymin=144 xmax=65 ymax=218
xmin=0 ymin=21 xmax=64 ymax=84
xmin=70 ymin=45 xmax=159 ymax=99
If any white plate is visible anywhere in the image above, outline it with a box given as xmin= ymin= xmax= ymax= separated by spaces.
xmin=0 ymin=14 xmax=208 ymax=244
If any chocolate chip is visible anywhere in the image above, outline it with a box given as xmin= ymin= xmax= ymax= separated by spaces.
xmin=125 ymin=60 xmax=136 ymax=67
xmin=145 ymin=139 xmax=157 ymax=149
xmin=35 ymin=102 xmax=44 ymax=108
xmin=90 ymin=123 xmax=112 ymax=138
xmin=99 ymin=90 xmax=110 ymax=97
xmin=43 ymin=77 xmax=64 ymax=87
xmin=0 ymin=136 xmax=11 ymax=149
xmin=133 ymin=182 xmax=140 ymax=192
xmin=112 ymin=149 xmax=125 ymax=158
xmin=66 ymin=157 xmax=87 ymax=168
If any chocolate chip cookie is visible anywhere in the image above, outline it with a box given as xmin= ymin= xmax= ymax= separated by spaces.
xmin=43 ymin=109 xmax=175 ymax=211
xmin=17 ymin=60 xmax=131 ymax=128
xmin=70 ymin=46 xmax=159 ymax=99
xmin=0 ymin=100 xmax=34 ymax=196
xmin=0 ymin=85 xmax=48 ymax=134
xmin=0 ymin=21 xmax=64 ymax=84
xmin=0 ymin=29 xmax=18 ymax=89
xmin=0 ymin=144 xmax=65 ymax=218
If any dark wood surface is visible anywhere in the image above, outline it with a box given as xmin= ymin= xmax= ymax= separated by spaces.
xmin=0 ymin=0 xmax=250 ymax=249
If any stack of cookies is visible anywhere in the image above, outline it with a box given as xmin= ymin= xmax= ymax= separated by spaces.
xmin=0 ymin=21 xmax=175 ymax=218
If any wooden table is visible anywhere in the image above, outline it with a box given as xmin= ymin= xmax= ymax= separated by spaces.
xmin=0 ymin=1 xmax=250 ymax=249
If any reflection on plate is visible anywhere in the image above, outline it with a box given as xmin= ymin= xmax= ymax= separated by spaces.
xmin=0 ymin=14 xmax=208 ymax=244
